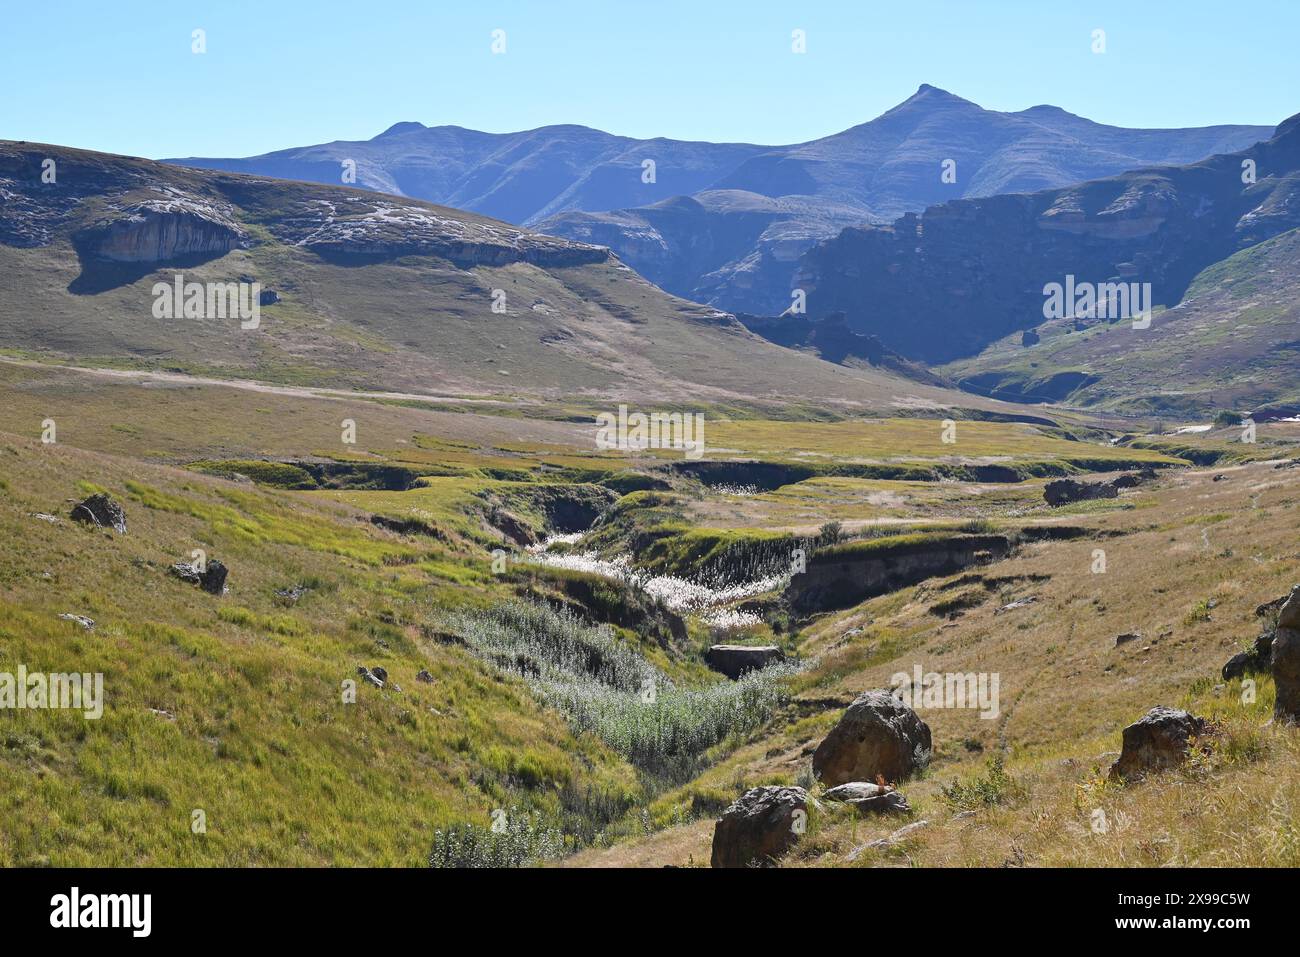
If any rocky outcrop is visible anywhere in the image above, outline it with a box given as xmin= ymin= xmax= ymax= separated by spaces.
xmin=710 ymin=786 xmax=808 ymax=868
xmin=788 ymin=534 xmax=1010 ymax=614
xmin=705 ymin=645 xmax=784 ymax=679
xmin=1044 ymin=478 xmax=1118 ymax=507
xmin=793 ymin=113 xmax=1300 ymax=363
xmin=74 ymin=197 xmax=246 ymax=263
xmin=69 ymin=493 xmax=127 ymax=533
xmin=822 ymin=781 xmax=911 ymax=815
xmin=1109 ymin=706 xmax=1210 ymax=781
xmin=813 ymin=690 xmax=932 ymax=787
xmin=1271 ymin=586 xmax=1300 ymax=723
xmin=1044 ymin=469 xmax=1156 ymax=506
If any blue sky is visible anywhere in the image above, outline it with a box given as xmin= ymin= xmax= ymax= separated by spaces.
xmin=2 ymin=0 xmax=1296 ymax=158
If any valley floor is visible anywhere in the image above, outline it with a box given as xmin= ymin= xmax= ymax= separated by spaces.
xmin=2 ymin=364 xmax=1297 ymax=867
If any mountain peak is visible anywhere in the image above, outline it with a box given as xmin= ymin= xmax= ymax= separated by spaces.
xmin=376 ymin=121 xmax=426 ymax=138
xmin=893 ymin=84 xmax=977 ymax=112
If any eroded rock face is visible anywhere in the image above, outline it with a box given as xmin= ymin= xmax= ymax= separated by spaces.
xmin=75 ymin=197 xmax=246 ymax=263
xmin=813 ymin=690 xmax=932 ymax=787
xmin=788 ymin=534 xmax=1010 ymax=614
xmin=711 ymin=786 xmax=808 ymax=868
xmin=1109 ymin=707 xmax=1209 ymax=781
xmin=1272 ymin=585 xmax=1300 ymax=723
xmin=69 ymin=493 xmax=127 ymax=533
xmin=705 ymin=645 xmax=784 ymax=680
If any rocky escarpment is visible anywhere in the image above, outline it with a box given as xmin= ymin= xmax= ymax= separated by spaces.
xmin=74 ymin=194 xmax=248 ymax=263
xmin=787 ymin=533 xmax=1011 ymax=614
xmin=220 ymin=187 xmax=611 ymax=269
xmin=0 ymin=141 xmax=610 ymax=274
xmin=794 ymin=113 xmax=1300 ymax=363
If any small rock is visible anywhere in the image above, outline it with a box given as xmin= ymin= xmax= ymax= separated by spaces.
xmin=170 ymin=559 xmax=228 ymax=595
xmin=357 ymin=666 xmax=384 ymax=689
xmin=69 ymin=493 xmax=127 ymax=533
xmin=57 ymin=613 xmax=95 ymax=630
xmin=848 ymin=819 xmax=931 ymax=859
xmin=823 ymin=781 xmax=911 ymax=815
xmin=996 ymin=596 xmax=1038 ymax=613
xmin=371 ymin=666 xmax=389 ymax=683
xmin=1114 ymin=632 xmax=1142 ymax=647
xmin=416 ymin=669 xmax=435 ymax=683
xmin=32 ymin=513 xmax=60 ymax=524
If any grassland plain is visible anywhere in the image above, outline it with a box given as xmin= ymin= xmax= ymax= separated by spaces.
xmin=4 ymin=352 xmax=1299 ymax=867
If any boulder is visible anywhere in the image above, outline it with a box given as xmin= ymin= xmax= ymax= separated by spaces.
xmin=704 ymin=644 xmax=784 ymax=679
xmin=710 ymin=786 xmax=808 ymax=868
xmin=1222 ymin=632 xmax=1274 ymax=681
xmin=813 ymin=690 xmax=932 ymax=787
xmin=170 ymin=558 xmax=228 ymax=595
xmin=69 ymin=493 xmax=127 ymax=533
xmin=1272 ymin=586 xmax=1300 ymax=722
xmin=1108 ymin=707 xmax=1210 ymax=781
xmin=1043 ymin=479 xmax=1118 ymax=507
xmin=357 ymin=666 xmax=384 ymax=689
xmin=822 ymin=781 xmax=911 ymax=815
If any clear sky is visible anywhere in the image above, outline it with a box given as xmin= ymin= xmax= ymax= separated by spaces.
xmin=2 ymin=0 xmax=1296 ymax=158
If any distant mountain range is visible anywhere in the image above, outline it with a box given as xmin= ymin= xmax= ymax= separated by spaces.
xmin=797 ymin=111 xmax=1300 ymax=414
xmin=165 ymin=86 xmax=1271 ymax=314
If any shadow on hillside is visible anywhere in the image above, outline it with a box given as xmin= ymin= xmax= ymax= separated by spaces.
xmin=68 ymin=246 xmax=230 ymax=295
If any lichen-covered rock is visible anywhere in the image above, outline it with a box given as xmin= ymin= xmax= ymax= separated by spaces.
xmin=813 ymin=690 xmax=932 ymax=787
xmin=170 ymin=558 xmax=228 ymax=595
xmin=710 ymin=786 xmax=808 ymax=868
xmin=69 ymin=493 xmax=127 ymax=533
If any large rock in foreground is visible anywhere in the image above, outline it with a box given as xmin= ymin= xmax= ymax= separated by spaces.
xmin=705 ymin=644 xmax=784 ymax=679
xmin=813 ymin=690 xmax=932 ymax=787
xmin=711 ymin=786 xmax=808 ymax=868
xmin=1109 ymin=707 xmax=1209 ymax=781
xmin=69 ymin=493 xmax=127 ymax=533
xmin=1272 ymin=585 xmax=1300 ymax=723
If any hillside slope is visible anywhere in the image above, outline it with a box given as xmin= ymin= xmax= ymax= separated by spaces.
xmin=0 ymin=139 xmax=1004 ymax=415
xmin=943 ymin=227 xmax=1300 ymax=415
